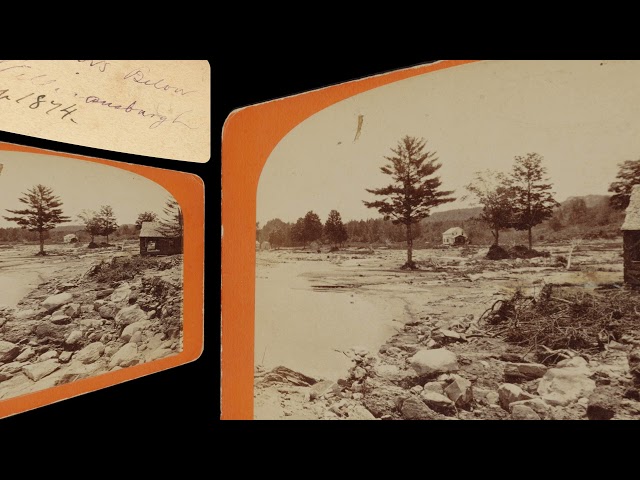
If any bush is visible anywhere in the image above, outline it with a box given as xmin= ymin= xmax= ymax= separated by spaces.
xmin=486 ymin=245 xmax=510 ymax=260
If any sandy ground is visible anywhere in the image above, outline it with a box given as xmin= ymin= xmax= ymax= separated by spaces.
xmin=0 ymin=244 xmax=136 ymax=308
xmin=254 ymin=241 xmax=631 ymax=420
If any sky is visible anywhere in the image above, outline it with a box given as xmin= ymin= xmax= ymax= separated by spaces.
xmin=257 ymin=60 xmax=640 ymax=226
xmin=0 ymin=151 xmax=175 ymax=228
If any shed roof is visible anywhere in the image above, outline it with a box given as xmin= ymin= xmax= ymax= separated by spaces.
xmin=139 ymin=222 xmax=167 ymax=238
xmin=622 ymin=185 xmax=640 ymax=231
xmin=443 ymin=227 xmax=466 ymax=236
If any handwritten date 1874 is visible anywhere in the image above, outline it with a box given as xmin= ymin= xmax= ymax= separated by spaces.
xmin=0 ymin=88 xmax=77 ymax=123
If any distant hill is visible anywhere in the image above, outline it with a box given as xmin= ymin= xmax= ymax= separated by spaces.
xmin=52 ymin=224 xmax=136 ymax=233
xmin=52 ymin=224 xmax=85 ymax=233
xmin=424 ymin=195 xmax=612 ymax=224
xmin=425 ymin=207 xmax=483 ymax=223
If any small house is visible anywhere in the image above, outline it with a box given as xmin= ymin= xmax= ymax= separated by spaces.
xmin=622 ymin=185 xmax=640 ymax=285
xmin=442 ymin=227 xmax=467 ymax=246
xmin=63 ymin=233 xmax=78 ymax=244
xmin=139 ymin=222 xmax=182 ymax=256
xmin=260 ymin=241 xmax=271 ymax=251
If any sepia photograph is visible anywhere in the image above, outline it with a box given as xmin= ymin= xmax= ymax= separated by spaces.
xmin=252 ymin=60 xmax=640 ymax=420
xmin=0 ymin=150 xmax=184 ymax=402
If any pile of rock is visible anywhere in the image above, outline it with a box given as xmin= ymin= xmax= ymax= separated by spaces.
xmin=0 ymin=258 xmax=183 ymax=401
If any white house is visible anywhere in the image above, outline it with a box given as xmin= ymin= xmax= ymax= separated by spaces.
xmin=63 ymin=233 xmax=78 ymax=244
xmin=442 ymin=227 xmax=467 ymax=246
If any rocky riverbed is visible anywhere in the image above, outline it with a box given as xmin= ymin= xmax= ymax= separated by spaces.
xmin=254 ymin=242 xmax=640 ymax=420
xmin=0 ymin=248 xmax=183 ymax=402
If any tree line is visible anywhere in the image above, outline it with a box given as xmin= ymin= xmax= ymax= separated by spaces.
xmin=259 ymin=134 xmax=640 ymax=268
xmin=259 ymin=210 xmax=349 ymax=249
xmin=258 ymin=215 xmax=424 ymax=248
xmin=2 ymin=184 xmax=183 ymax=255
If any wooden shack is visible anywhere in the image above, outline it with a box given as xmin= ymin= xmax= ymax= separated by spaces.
xmin=622 ymin=185 xmax=640 ymax=285
xmin=139 ymin=222 xmax=182 ymax=256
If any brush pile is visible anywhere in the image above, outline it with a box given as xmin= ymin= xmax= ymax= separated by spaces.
xmin=481 ymin=284 xmax=640 ymax=363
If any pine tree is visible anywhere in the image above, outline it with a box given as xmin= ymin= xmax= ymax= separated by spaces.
xmin=509 ymin=153 xmax=559 ymax=250
xmin=159 ymin=198 xmax=184 ymax=238
xmin=4 ymin=184 xmax=70 ymax=255
xmin=608 ymin=159 xmax=640 ymax=210
xmin=268 ymin=228 xmax=286 ymax=249
xmin=302 ymin=211 xmax=323 ymax=247
xmin=290 ymin=217 xmax=306 ymax=247
xmin=364 ymin=136 xmax=455 ymax=268
xmin=324 ymin=210 xmax=348 ymax=248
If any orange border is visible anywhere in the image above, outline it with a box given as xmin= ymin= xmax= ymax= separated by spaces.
xmin=221 ymin=60 xmax=478 ymax=419
xmin=0 ymin=142 xmax=204 ymax=420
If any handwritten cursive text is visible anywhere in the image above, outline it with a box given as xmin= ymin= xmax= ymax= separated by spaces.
xmin=123 ymin=68 xmax=196 ymax=96
xmin=77 ymin=60 xmax=110 ymax=73
xmin=84 ymin=95 xmax=197 ymax=130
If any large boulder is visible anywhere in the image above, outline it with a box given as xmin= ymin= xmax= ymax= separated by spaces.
xmin=22 ymin=359 xmax=60 ymax=382
xmin=586 ymin=387 xmax=618 ymax=420
xmin=504 ymin=363 xmax=548 ymax=382
xmin=108 ymin=343 xmax=140 ymax=368
xmin=309 ymin=380 xmax=340 ymax=400
xmin=2 ymin=320 xmax=38 ymax=344
xmin=14 ymin=309 xmax=37 ymax=320
xmin=373 ymin=364 xmax=415 ymax=387
xmin=444 ymin=375 xmax=473 ymax=407
xmin=0 ymin=341 xmax=20 ymax=363
xmin=64 ymin=330 xmax=83 ymax=347
xmin=39 ymin=350 xmax=58 ymax=361
xmin=58 ymin=359 xmax=105 ymax=384
xmin=423 ymin=381 xmax=445 ymax=395
xmin=42 ymin=292 xmax=73 ymax=311
xmin=74 ymin=342 xmax=105 ymax=364
xmin=409 ymin=349 xmax=459 ymax=377
xmin=498 ymin=383 xmax=535 ymax=410
xmin=98 ymin=303 xmax=119 ymax=320
xmin=110 ymin=283 xmax=132 ymax=304
xmin=144 ymin=348 xmax=174 ymax=362
xmin=420 ymin=389 xmax=457 ymax=415
xmin=50 ymin=313 xmax=71 ymax=325
xmin=61 ymin=303 xmax=81 ymax=319
xmin=401 ymin=397 xmax=442 ymax=420
xmin=345 ymin=405 xmax=377 ymax=420
xmin=509 ymin=398 xmax=551 ymax=419
xmin=120 ymin=320 xmax=152 ymax=342
xmin=115 ymin=305 xmax=147 ymax=327
xmin=537 ymin=367 xmax=596 ymax=406
xmin=0 ymin=362 xmax=25 ymax=375
xmin=362 ymin=380 xmax=409 ymax=418
xmin=15 ymin=347 xmax=35 ymax=362
xmin=34 ymin=323 xmax=71 ymax=344
xmin=511 ymin=404 xmax=541 ymax=420
xmin=95 ymin=288 xmax=114 ymax=300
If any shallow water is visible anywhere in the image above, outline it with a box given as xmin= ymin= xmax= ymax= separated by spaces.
xmin=255 ymin=259 xmax=403 ymax=381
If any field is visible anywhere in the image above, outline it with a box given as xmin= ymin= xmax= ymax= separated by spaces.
xmin=254 ymin=239 xmax=640 ymax=420
xmin=0 ymin=242 xmax=183 ymax=401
